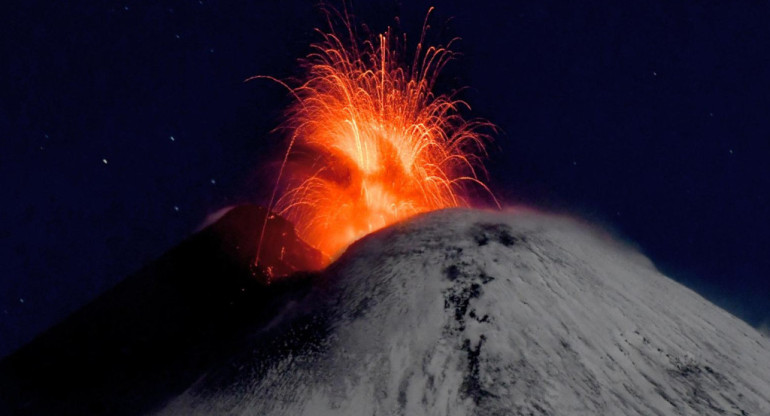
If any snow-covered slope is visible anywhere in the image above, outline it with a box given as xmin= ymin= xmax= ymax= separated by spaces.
xmin=156 ymin=208 xmax=770 ymax=415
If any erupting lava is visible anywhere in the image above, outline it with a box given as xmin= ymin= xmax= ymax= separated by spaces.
xmin=254 ymin=7 xmax=497 ymax=263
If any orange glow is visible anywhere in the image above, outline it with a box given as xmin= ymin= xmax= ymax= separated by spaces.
xmin=256 ymin=7 xmax=497 ymax=262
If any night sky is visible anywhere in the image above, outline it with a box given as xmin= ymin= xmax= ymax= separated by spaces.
xmin=2 ymin=1 xmax=769 ymax=358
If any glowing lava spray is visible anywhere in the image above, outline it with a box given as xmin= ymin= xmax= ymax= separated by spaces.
xmin=252 ymin=6 xmax=497 ymax=266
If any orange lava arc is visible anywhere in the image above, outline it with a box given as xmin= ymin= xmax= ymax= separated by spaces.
xmin=258 ymin=8 xmax=497 ymax=263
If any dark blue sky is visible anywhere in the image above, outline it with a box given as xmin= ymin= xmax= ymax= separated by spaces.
xmin=2 ymin=0 xmax=769 ymax=357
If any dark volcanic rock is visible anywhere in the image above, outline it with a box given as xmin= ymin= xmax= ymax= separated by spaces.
xmin=0 ymin=205 xmax=322 ymax=416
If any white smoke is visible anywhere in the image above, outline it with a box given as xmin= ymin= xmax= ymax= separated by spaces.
xmin=196 ymin=205 xmax=237 ymax=231
xmin=759 ymin=321 xmax=770 ymax=338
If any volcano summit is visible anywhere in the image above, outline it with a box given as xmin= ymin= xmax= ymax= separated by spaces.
xmin=155 ymin=208 xmax=770 ymax=415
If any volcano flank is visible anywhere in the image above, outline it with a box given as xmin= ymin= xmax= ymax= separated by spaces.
xmin=0 ymin=205 xmax=322 ymax=415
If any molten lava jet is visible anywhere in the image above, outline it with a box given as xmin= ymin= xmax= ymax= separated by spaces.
xmin=254 ymin=7 xmax=497 ymax=263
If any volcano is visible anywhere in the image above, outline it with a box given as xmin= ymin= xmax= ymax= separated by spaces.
xmin=2 ymin=207 xmax=769 ymax=415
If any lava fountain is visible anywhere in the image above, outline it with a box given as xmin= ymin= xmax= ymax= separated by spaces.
xmin=252 ymin=7 xmax=497 ymax=264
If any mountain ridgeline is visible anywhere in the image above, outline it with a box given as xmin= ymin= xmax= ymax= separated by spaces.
xmin=0 ymin=205 xmax=323 ymax=416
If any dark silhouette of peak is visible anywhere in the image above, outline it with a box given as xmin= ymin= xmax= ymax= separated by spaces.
xmin=203 ymin=204 xmax=324 ymax=279
xmin=0 ymin=205 xmax=323 ymax=416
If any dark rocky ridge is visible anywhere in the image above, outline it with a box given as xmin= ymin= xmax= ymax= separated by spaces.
xmin=0 ymin=205 xmax=323 ymax=416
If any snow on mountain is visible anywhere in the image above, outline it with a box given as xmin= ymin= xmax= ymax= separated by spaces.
xmin=156 ymin=208 xmax=770 ymax=415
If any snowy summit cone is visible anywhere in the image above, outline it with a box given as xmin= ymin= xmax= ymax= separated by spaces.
xmin=159 ymin=209 xmax=769 ymax=415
